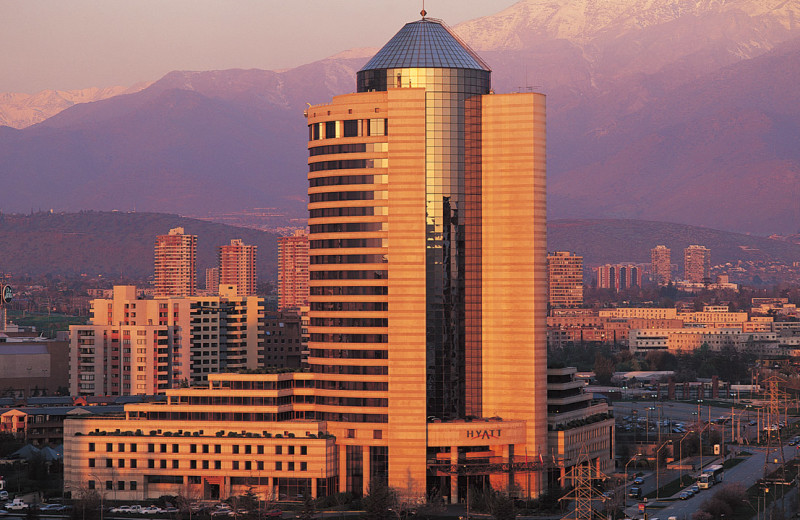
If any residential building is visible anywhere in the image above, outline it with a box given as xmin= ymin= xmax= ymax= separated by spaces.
xmin=277 ymin=230 xmax=309 ymax=311
xmin=154 ymin=228 xmax=197 ymax=298
xmin=547 ymin=252 xmax=583 ymax=309
xmin=684 ymin=245 xmax=711 ymax=283
xmin=596 ymin=263 xmax=642 ymax=291
xmin=68 ymin=285 xmax=265 ymax=395
xmin=219 ymin=239 xmax=257 ymax=297
xmin=651 ymin=245 xmax=671 ymax=285
xmin=205 ymin=267 xmax=219 ymax=294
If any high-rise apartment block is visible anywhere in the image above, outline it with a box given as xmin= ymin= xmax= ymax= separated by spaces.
xmin=219 ymin=239 xmax=257 ymax=296
xmin=651 ymin=245 xmax=671 ymax=285
xmin=596 ymin=263 xmax=642 ymax=291
xmin=63 ymin=15 xmax=562 ymax=503
xmin=547 ymin=251 xmax=583 ymax=309
xmin=277 ymin=230 xmax=309 ymax=310
xmin=154 ymin=227 xmax=197 ymax=298
xmin=684 ymin=245 xmax=711 ymax=283
xmin=68 ymin=285 xmax=265 ymax=395
xmin=205 ymin=267 xmax=220 ymax=294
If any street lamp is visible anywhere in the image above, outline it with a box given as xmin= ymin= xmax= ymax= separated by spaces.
xmin=624 ymin=453 xmax=643 ymax=508
xmin=655 ymin=440 xmax=672 ymax=500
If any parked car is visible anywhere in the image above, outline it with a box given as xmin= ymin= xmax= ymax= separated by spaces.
xmin=0 ymin=491 xmax=8 ymax=501
xmin=110 ymin=505 xmax=133 ymax=514
xmin=264 ymin=511 xmax=282 ymax=518
xmin=141 ymin=506 xmax=163 ymax=514
xmin=40 ymin=504 xmax=68 ymax=512
xmin=6 ymin=499 xmax=29 ymax=511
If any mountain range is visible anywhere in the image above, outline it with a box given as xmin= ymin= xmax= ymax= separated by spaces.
xmin=2 ymin=212 xmax=798 ymax=279
xmin=1 ymin=0 xmax=799 ymax=234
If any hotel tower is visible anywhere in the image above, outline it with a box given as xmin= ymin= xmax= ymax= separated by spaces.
xmin=62 ymin=14 xmax=551 ymax=504
xmin=306 ymin=14 xmax=546 ymax=498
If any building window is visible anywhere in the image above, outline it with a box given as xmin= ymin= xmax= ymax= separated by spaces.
xmin=106 ymin=443 xmax=113 ymax=452
xmin=275 ymin=446 xmax=282 ymax=455
xmin=202 ymin=461 xmax=209 ymax=470
xmin=148 ymin=459 xmax=155 ymax=468
xmin=88 ymin=443 xmax=95 ymax=452
xmin=131 ymin=459 xmax=137 ymax=468
xmin=214 ymin=445 xmax=221 ymax=454
xmin=232 ymin=445 xmax=239 ymax=454
xmin=88 ymin=459 xmax=95 ymax=468
xmin=288 ymin=446 xmax=295 ymax=455
xmin=232 ymin=461 xmax=239 ymax=470
xmin=130 ymin=444 xmax=137 ymax=453
xmin=172 ymin=444 xmax=179 ymax=453
xmin=245 ymin=461 xmax=251 ymax=471
xmin=190 ymin=460 xmax=197 ymax=469
xmin=214 ymin=461 xmax=221 ymax=470
xmin=346 ymin=429 xmax=355 ymax=438
xmin=300 ymin=462 xmax=307 ymax=471
xmin=106 ymin=459 xmax=113 ymax=468
xmin=245 ymin=445 xmax=251 ymax=454
xmin=257 ymin=461 xmax=264 ymax=471
xmin=301 ymin=446 xmax=308 ymax=455
xmin=118 ymin=459 xmax=125 ymax=468
xmin=190 ymin=444 xmax=197 ymax=453
xmin=288 ymin=462 xmax=295 ymax=471
xmin=105 ymin=481 xmax=113 ymax=491
xmin=203 ymin=444 xmax=209 ymax=453
xmin=118 ymin=481 xmax=125 ymax=491
xmin=373 ymin=430 xmax=383 ymax=440
xmin=275 ymin=462 xmax=282 ymax=471
xmin=130 ymin=481 xmax=137 ymax=491
xmin=257 ymin=446 xmax=264 ymax=455
xmin=148 ymin=444 xmax=155 ymax=453
xmin=88 ymin=480 xmax=95 ymax=490
xmin=172 ymin=460 xmax=179 ymax=469
xmin=160 ymin=460 xmax=167 ymax=469
xmin=160 ymin=444 xmax=167 ymax=453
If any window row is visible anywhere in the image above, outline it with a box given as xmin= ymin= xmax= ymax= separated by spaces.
xmin=309 ymin=119 xmax=387 ymax=141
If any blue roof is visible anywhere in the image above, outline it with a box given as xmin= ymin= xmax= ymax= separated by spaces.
xmin=360 ymin=18 xmax=490 ymax=72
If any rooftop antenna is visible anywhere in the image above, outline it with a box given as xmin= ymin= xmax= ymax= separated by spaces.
xmin=421 ymin=0 xmax=426 ymax=19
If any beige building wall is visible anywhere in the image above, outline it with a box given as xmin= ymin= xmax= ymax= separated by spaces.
xmin=480 ymin=93 xmax=548 ymax=490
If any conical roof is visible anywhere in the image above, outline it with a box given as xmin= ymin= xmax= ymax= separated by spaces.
xmin=360 ymin=18 xmax=490 ymax=72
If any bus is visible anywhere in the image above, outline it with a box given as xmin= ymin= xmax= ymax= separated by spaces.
xmin=698 ymin=465 xmax=724 ymax=489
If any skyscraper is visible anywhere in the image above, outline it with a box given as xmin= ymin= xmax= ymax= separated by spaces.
xmin=684 ymin=244 xmax=711 ymax=283
xmin=277 ymin=229 xmax=309 ymax=310
xmin=651 ymin=245 xmax=671 ymax=285
xmin=154 ymin=227 xmax=197 ymax=298
xmin=219 ymin=239 xmax=257 ymax=296
xmin=306 ymin=15 xmax=546 ymax=498
xmin=547 ymin=251 xmax=583 ymax=309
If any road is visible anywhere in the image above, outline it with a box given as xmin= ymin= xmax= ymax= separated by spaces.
xmin=622 ymin=441 xmax=800 ymax=520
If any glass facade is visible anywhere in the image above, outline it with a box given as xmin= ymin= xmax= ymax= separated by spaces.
xmin=356 ymin=21 xmax=491 ymax=420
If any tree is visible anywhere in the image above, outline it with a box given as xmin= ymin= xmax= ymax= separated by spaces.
xmin=593 ymin=354 xmax=615 ymax=385
xmin=298 ymin=495 xmax=316 ymax=520
xmin=363 ymin=483 xmax=398 ymax=520
xmin=489 ymin=492 xmax=515 ymax=520
xmin=70 ymin=486 xmax=101 ymax=520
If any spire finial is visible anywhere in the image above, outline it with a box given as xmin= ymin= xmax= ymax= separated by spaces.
xmin=421 ymin=0 xmax=426 ymax=18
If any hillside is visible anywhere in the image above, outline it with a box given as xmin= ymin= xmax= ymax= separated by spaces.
xmin=0 ymin=211 xmax=280 ymax=280
xmin=1 ymin=213 xmax=798 ymax=280
xmin=1 ymin=0 xmax=800 ymax=233
xmin=547 ymin=219 xmax=800 ymax=266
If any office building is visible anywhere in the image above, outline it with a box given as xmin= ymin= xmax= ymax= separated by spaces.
xmin=684 ymin=245 xmax=710 ymax=283
xmin=651 ymin=245 xmax=671 ymax=286
xmin=154 ymin=228 xmax=197 ymax=298
xmin=219 ymin=239 xmax=257 ymax=297
xmin=277 ymin=230 xmax=309 ymax=310
xmin=547 ymin=252 xmax=583 ymax=309
xmin=64 ymin=14 xmax=549 ymax=502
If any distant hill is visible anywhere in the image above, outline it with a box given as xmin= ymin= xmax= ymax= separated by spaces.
xmin=548 ymin=219 xmax=800 ymax=266
xmin=0 ymin=211 xmax=281 ymax=280
xmin=1 ymin=212 xmax=798 ymax=280
xmin=2 ymin=0 xmax=800 ymax=234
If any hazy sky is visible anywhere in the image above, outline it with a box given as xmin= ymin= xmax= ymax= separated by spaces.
xmin=1 ymin=0 xmax=519 ymax=93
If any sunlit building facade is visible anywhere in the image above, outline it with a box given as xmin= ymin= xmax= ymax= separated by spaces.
xmin=650 ymin=245 xmax=671 ymax=286
xmin=306 ymin=16 xmax=546 ymax=500
xmin=684 ymin=244 xmax=711 ymax=283
xmin=277 ymin=230 xmax=309 ymax=311
xmin=219 ymin=239 xmax=257 ymax=297
xmin=64 ymin=15 xmax=548 ymax=503
xmin=547 ymin=251 xmax=583 ymax=309
xmin=154 ymin=228 xmax=197 ymax=298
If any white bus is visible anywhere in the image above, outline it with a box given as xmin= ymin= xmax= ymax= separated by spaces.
xmin=698 ymin=465 xmax=724 ymax=489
